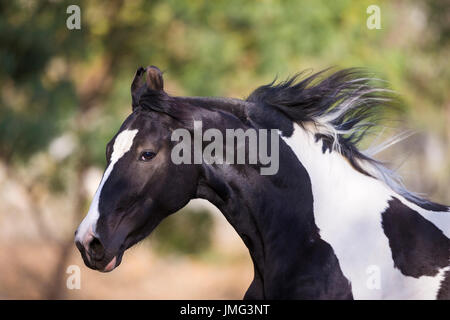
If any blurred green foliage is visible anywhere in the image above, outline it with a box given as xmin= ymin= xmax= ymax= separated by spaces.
xmin=0 ymin=0 xmax=448 ymax=253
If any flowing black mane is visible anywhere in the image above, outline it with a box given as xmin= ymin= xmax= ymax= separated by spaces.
xmin=246 ymin=68 xmax=447 ymax=211
xmin=247 ymin=68 xmax=391 ymax=177
xmin=247 ymin=68 xmax=393 ymax=148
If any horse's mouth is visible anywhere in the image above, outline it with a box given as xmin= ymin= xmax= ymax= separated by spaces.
xmin=76 ymin=240 xmax=124 ymax=272
xmin=99 ymin=255 xmax=121 ymax=273
xmin=89 ymin=253 xmax=123 ymax=272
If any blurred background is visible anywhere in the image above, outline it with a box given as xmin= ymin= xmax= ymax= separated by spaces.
xmin=0 ymin=0 xmax=448 ymax=299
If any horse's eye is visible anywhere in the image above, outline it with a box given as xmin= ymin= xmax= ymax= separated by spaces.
xmin=139 ymin=151 xmax=156 ymax=162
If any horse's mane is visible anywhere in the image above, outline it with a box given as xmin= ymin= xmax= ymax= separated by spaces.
xmin=246 ymin=68 xmax=447 ymax=211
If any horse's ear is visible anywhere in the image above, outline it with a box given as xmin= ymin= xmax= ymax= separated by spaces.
xmin=131 ymin=67 xmax=146 ymax=110
xmin=131 ymin=66 xmax=164 ymax=110
xmin=145 ymin=66 xmax=164 ymax=91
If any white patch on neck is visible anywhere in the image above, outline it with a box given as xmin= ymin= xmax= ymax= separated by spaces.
xmin=75 ymin=129 xmax=139 ymax=246
xmin=281 ymin=123 xmax=449 ymax=299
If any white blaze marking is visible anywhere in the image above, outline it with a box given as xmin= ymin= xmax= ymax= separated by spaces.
xmin=75 ymin=129 xmax=139 ymax=246
xmin=281 ymin=123 xmax=449 ymax=299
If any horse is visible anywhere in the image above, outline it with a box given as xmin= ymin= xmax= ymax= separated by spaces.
xmin=75 ymin=66 xmax=450 ymax=299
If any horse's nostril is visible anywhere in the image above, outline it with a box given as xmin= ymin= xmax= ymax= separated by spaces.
xmin=89 ymin=237 xmax=105 ymax=261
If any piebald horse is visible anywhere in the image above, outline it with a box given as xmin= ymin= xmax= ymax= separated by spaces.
xmin=75 ymin=66 xmax=449 ymax=299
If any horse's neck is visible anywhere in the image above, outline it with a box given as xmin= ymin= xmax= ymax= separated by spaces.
xmin=196 ymin=146 xmax=353 ymax=299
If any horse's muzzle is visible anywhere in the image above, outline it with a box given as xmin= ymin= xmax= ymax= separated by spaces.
xmin=74 ymin=231 xmax=120 ymax=272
